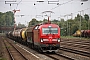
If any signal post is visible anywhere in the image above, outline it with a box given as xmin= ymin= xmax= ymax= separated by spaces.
xmin=13 ymin=9 xmax=20 ymax=31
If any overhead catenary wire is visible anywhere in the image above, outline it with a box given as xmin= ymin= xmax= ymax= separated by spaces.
xmin=59 ymin=7 xmax=90 ymax=19
xmin=51 ymin=0 xmax=73 ymax=10
xmin=50 ymin=0 xmax=89 ymax=18
xmin=16 ymin=0 xmax=22 ymax=9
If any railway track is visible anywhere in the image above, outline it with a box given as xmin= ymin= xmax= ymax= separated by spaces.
xmin=61 ymin=39 xmax=90 ymax=54
xmin=44 ymin=53 xmax=75 ymax=60
xmin=60 ymin=47 xmax=90 ymax=57
xmin=1 ymin=36 xmax=89 ymax=60
xmin=44 ymin=53 xmax=59 ymax=60
xmin=44 ymin=49 xmax=89 ymax=60
xmin=2 ymin=38 xmax=28 ymax=60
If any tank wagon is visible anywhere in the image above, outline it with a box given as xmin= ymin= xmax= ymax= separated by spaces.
xmin=73 ymin=30 xmax=90 ymax=38
xmin=82 ymin=30 xmax=90 ymax=38
xmin=73 ymin=30 xmax=82 ymax=37
xmin=8 ymin=23 xmax=61 ymax=52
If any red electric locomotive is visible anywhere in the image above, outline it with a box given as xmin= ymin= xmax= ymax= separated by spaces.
xmin=26 ymin=22 xmax=60 ymax=52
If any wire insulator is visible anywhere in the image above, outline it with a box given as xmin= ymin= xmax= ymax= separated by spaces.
xmin=10 ymin=4 xmax=11 ymax=6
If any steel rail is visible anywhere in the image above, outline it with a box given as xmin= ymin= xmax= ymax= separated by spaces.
xmin=44 ymin=53 xmax=59 ymax=60
xmin=3 ymin=39 xmax=15 ymax=60
xmin=6 ymin=39 xmax=28 ymax=60
xmin=55 ymin=53 xmax=75 ymax=60
xmin=60 ymin=47 xmax=90 ymax=57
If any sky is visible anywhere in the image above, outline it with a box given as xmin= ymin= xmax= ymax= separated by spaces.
xmin=0 ymin=0 xmax=90 ymax=26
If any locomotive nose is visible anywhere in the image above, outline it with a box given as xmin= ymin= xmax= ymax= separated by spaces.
xmin=49 ymin=36 xmax=52 ymax=43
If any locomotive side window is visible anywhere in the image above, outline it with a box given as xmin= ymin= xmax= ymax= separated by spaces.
xmin=34 ymin=26 xmax=39 ymax=30
xmin=42 ymin=28 xmax=58 ymax=34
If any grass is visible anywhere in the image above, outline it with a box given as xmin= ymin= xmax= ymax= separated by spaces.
xmin=0 ymin=57 xmax=7 ymax=60
xmin=0 ymin=33 xmax=5 ymax=36
xmin=6 ymin=46 xmax=11 ymax=49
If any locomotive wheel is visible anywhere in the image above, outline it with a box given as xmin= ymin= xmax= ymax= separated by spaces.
xmin=38 ymin=47 xmax=43 ymax=53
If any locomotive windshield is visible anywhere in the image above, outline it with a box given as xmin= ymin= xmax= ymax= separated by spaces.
xmin=42 ymin=28 xmax=58 ymax=34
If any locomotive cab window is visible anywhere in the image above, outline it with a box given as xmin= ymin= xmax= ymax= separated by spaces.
xmin=42 ymin=28 xmax=58 ymax=34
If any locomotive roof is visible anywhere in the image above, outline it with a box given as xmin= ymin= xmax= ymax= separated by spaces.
xmin=39 ymin=23 xmax=59 ymax=28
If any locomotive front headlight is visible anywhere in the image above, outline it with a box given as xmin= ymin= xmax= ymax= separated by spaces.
xmin=57 ymin=38 xmax=60 ymax=42
xmin=41 ymin=39 xmax=43 ymax=42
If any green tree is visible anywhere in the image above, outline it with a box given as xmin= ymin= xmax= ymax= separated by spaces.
xmin=28 ymin=18 xmax=38 ymax=27
xmin=18 ymin=22 xmax=26 ymax=28
xmin=52 ymin=19 xmax=58 ymax=24
xmin=84 ymin=14 xmax=89 ymax=21
xmin=74 ymin=14 xmax=84 ymax=21
xmin=43 ymin=18 xmax=48 ymax=23
xmin=0 ymin=11 xmax=14 ymax=26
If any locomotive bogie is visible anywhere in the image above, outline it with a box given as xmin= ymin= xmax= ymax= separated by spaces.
xmin=39 ymin=43 xmax=60 ymax=52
